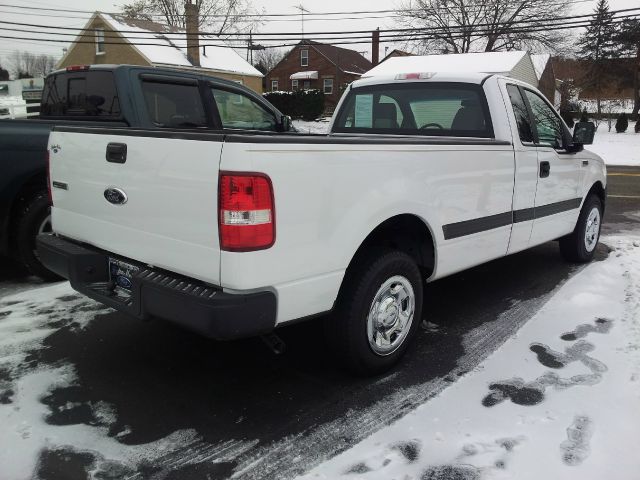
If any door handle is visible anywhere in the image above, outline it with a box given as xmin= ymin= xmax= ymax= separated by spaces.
xmin=106 ymin=143 xmax=127 ymax=164
xmin=539 ymin=161 xmax=550 ymax=178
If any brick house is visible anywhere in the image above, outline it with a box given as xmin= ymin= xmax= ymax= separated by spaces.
xmin=266 ymin=40 xmax=372 ymax=110
xmin=57 ymin=11 xmax=263 ymax=93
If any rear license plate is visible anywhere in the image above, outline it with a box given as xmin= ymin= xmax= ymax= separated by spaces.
xmin=109 ymin=257 xmax=139 ymax=293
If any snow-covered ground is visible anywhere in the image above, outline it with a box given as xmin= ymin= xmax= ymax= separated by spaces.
xmin=298 ymin=235 xmax=640 ymax=480
xmin=293 ymin=119 xmax=640 ymax=166
xmin=589 ymin=122 xmax=640 ymax=167
xmin=1 ymin=236 xmax=639 ymax=479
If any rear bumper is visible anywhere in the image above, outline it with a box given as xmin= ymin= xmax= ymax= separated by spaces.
xmin=36 ymin=234 xmax=277 ymax=340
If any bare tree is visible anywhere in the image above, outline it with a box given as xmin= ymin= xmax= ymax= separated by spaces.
xmin=121 ymin=0 xmax=264 ymax=37
xmin=7 ymin=51 xmax=57 ymax=79
xmin=253 ymin=48 xmax=285 ymax=75
xmin=395 ymin=0 xmax=571 ymax=54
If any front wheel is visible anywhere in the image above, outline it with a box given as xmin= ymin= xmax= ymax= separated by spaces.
xmin=326 ymin=249 xmax=423 ymax=375
xmin=559 ymin=195 xmax=603 ymax=263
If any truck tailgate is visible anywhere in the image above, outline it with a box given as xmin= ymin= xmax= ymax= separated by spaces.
xmin=48 ymin=129 xmax=223 ymax=285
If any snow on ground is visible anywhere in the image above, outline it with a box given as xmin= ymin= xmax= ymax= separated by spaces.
xmin=297 ymin=235 xmax=640 ymax=480
xmin=589 ymin=122 xmax=640 ymax=167
xmin=0 ymin=283 xmax=257 ymax=479
xmin=293 ymin=118 xmax=331 ymax=134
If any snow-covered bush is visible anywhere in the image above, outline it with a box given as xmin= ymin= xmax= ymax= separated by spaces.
xmin=615 ymin=113 xmax=628 ymax=133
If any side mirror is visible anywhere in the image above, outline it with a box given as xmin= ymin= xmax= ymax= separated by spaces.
xmin=572 ymin=121 xmax=595 ymax=145
xmin=279 ymin=114 xmax=292 ymax=132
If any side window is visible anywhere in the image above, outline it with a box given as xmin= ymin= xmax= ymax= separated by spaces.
xmin=506 ymin=85 xmax=534 ymax=143
xmin=301 ymin=49 xmax=309 ymax=67
xmin=212 ymin=88 xmax=277 ymax=131
xmin=141 ymin=81 xmax=207 ymax=128
xmin=40 ymin=71 xmax=121 ymax=118
xmin=271 ymin=80 xmax=278 ymax=92
xmin=523 ymin=89 xmax=563 ymax=148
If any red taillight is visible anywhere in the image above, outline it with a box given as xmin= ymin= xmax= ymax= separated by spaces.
xmin=46 ymin=150 xmax=52 ymax=204
xmin=65 ymin=65 xmax=90 ymax=72
xmin=219 ymin=173 xmax=275 ymax=251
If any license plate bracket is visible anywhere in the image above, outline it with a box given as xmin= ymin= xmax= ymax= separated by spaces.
xmin=109 ymin=257 xmax=140 ymax=296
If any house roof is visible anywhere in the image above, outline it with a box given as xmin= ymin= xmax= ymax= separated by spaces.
xmin=72 ymin=13 xmax=262 ymax=77
xmin=531 ymin=54 xmax=551 ymax=80
xmin=364 ymin=51 xmax=530 ymax=77
xmin=301 ymin=40 xmax=372 ymax=74
xmin=381 ymin=49 xmax=413 ymax=63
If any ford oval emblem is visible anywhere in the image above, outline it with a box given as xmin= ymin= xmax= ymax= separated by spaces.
xmin=104 ymin=187 xmax=128 ymax=205
xmin=115 ymin=276 xmax=133 ymax=289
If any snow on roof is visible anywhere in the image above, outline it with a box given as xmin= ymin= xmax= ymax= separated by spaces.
xmin=364 ymin=51 xmax=529 ymax=77
xmin=101 ymin=14 xmax=262 ymax=77
xmin=531 ymin=54 xmax=551 ymax=80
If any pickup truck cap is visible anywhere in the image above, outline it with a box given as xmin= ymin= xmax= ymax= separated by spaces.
xmin=352 ymin=71 xmax=493 ymax=88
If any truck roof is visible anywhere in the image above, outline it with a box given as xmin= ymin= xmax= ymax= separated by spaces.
xmin=352 ymin=72 xmax=494 ymax=89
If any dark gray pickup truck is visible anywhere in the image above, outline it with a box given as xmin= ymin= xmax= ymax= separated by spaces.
xmin=0 ymin=64 xmax=290 ymax=279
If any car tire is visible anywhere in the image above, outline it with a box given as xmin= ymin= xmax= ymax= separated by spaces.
xmin=326 ymin=249 xmax=423 ymax=375
xmin=559 ymin=195 xmax=603 ymax=263
xmin=15 ymin=192 xmax=61 ymax=281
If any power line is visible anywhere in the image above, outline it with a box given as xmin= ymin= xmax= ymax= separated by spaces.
xmin=1 ymin=7 xmax=638 ymax=39
xmin=0 ymin=1 xmax=598 ymax=18
xmin=2 ymin=14 xmax=637 ymax=50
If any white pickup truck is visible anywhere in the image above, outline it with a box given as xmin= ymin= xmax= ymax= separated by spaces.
xmin=38 ymin=70 xmax=605 ymax=374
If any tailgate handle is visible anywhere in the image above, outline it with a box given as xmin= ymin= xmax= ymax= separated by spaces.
xmin=106 ymin=143 xmax=127 ymax=164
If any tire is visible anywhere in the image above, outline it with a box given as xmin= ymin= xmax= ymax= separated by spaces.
xmin=14 ymin=192 xmax=61 ymax=281
xmin=326 ymin=249 xmax=423 ymax=375
xmin=559 ymin=195 xmax=603 ymax=263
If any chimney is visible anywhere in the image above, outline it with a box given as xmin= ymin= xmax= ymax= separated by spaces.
xmin=185 ymin=0 xmax=200 ymax=67
xmin=371 ymin=28 xmax=380 ymax=66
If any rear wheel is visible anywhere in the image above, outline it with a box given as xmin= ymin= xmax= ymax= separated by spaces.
xmin=326 ymin=249 xmax=423 ymax=375
xmin=559 ymin=195 xmax=602 ymax=263
xmin=15 ymin=193 xmax=61 ymax=281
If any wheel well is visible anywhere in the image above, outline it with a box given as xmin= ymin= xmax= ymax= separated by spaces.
xmin=348 ymin=214 xmax=435 ymax=278
xmin=8 ymin=172 xmax=47 ymax=236
xmin=587 ymin=181 xmax=606 ymax=212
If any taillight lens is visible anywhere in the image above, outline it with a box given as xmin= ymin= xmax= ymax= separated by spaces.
xmin=219 ymin=173 xmax=275 ymax=251
xmin=46 ymin=150 xmax=52 ymax=204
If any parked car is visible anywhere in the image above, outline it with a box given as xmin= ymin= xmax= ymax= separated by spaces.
xmin=0 ymin=64 xmax=289 ymax=279
xmin=38 ymin=72 xmax=604 ymax=374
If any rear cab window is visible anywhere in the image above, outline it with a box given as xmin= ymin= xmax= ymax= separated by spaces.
xmin=40 ymin=70 xmax=121 ymax=119
xmin=332 ymin=83 xmax=493 ymax=137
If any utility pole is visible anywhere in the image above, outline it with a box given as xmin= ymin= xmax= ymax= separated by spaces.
xmin=293 ymin=4 xmax=310 ymax=39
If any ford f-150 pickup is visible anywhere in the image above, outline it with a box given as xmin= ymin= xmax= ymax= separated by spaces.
xmin=0 ymin=64 xmax=289 ymax=279
xmin=37 ymin=71 xmax=604 ymax=374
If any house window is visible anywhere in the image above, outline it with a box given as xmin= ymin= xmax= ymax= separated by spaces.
xmin=301 ymin=49 xmax=309 ymax=67
xmin=291 ymin=79 xmax=298 ymax=91
xmin=271 ymin=80 xmax=278 ymax=92
xmin=303 ymin=80 xmax=310 ymax=90
xmin=323 ymin=78 xmax=333 ymax=94
xmin=95 ymin=28 xmax=105 ymax=55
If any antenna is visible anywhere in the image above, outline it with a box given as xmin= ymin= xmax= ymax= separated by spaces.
xmin=293 ymin=3 xmax=310 ymax=39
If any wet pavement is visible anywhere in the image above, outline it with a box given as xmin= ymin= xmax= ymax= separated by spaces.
xmin=1 ymin=166 xmax=639 ymax=480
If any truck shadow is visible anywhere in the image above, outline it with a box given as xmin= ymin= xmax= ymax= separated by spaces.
xmin=21 ymin=241 xmax=608 ymax=479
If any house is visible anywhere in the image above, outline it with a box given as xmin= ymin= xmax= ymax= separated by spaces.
xmin=531 ymin=54 xmax=560 ymax=105
xmin=364 ymin=51 xmax=539 ymax=88
xmin=57 ymin=11 xmax=263 ymax=93
xmin=552 ymin=56 xmax=636 ymax=105
xmin=380 ymin=49 xmax=414 ymax=63
xmin=266 ymin=40 xmax=372 ymax=109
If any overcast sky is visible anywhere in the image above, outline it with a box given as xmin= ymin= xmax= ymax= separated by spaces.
xmin=0 ymin=0 xmax=637 ymax=70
